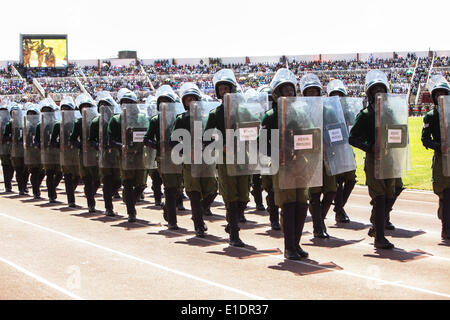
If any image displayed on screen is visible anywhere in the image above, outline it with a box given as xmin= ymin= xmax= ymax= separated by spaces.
xmin=22 ymin=38 xmax=67 ymax=68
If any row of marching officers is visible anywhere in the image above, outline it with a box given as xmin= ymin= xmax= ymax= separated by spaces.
xmin=0 ymin=68 xmax=448 ymax=261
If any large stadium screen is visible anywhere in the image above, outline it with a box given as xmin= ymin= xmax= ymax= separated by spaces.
xmin=21 ymin=35 xmax=68 ymax=68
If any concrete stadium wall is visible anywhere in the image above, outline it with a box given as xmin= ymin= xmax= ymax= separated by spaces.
xmin=435 ymin=50 xmax=450 ymax=57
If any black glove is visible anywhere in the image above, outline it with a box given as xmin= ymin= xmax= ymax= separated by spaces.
xmin=422 ymin=139 xmax=441 ymax=152
xmin=109 ymin=140 xmax=123 ymax=150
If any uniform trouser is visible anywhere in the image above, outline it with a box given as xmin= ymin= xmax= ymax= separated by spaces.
xmin=157 ymin=157 xmax=183 ymax=225
xmin=101 ymin=167 xmax=122 ymax=211
xmin=29 ymin=165 xmax=45 ymax=197
xmin=80 ymin=165 xmax=101 ymax=209
xmin=44 ymin=165 xmax=63 ymax=200
xmin=309 ymin=165 xmax=338 ymax=232
xmin=364 ymin=153 xmax=395 ymax=237
xmin=1 ymin=155 xmax=14 ymax=191
xmin=182 ymin=166 xmax=218 ymax=214
xmin=217 ymin=164 xmax=250 ymax=228
xmin=149 ymin=169 xmax=162 ymax=203
xmin=251 ymin=174 xmax=263 ymax=206
xmin=282 ymin=202 xmax=308 ymax=252
xmin=431 ymin=153 xmax=450 ymax=221
xmin=62 ymin=165 xmax=80 ymax=205
xmin=262 ymin=174 xmax=279 ymax=224
xmin=121 ymin=169 xmax=148 ymax=217
xmin=335 ymin=170 xmax=357 ymax=213
xmin=11 ymin=157 xmax=29 ymax=193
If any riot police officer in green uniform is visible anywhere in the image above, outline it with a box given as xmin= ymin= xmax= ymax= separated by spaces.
xmin=327 ymin=79 xmax=355 ymax=223
xmin=144 ymin=85 xmax=184 ymax=230
xmin=0 ymin=103 xmax=14 ymax=193
xmin=261 ymin=68 xmax=310 ymax=260
xmin=108 ymin=88 xmax=148 ymax=223
xmin=421 ymin=75 xmax=450 ymax=240
xmin=24 ymin=104 xmax=45 ymax=199
xmin=70 ymin=94 xmax=100 ymax=213
xmin=259 ymin=85 xmax=281 ymax=230
xmin=36 ymin=98 xmax=62 ymax=203
xmin=204 ymin=69 xmax=248 ymax=247
xmin=2 ymin=104 xmax=29 ymax=195
xmin=349 ymin=70 xmax=395 ymax=249
xmin=301 ymin=73 xmax=334 ymax=238
xmin=51 ymin=96 xmax=80 ymax=207
xmin=171 ymin=82 xmax=218 ymax=237
xmin=88 ymin=91 xmax=122 ymax=216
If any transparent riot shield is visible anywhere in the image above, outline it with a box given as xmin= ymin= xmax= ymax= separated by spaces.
xmin=438 ymin=96 xmax=450 ymax=176
xmin=145 ymin=103 xmax=158 ymax=170
xmin=121 ymin=104 xmax=151 ymax=170
xmin=160 ymin=102 xmax=185 ymax=174
xmin=278 ymin=96 xmax=323 ymax=189
xmin=190 ymin=100 xmax=221 ymax=177
xmin=82 ymin=107 xmax=99 ymax=167
xmin=24 ymin=114 xmax=41 ymax=165
xmin=0 ymin=110 xmax=11 ymax=155
xmin=339 ymin=97 xmax=363 ymax=134
xmin=323 ymin=96 xmax=357 ymax=176
xmin=41 ymin=111 xmax=61 ymax=165
xmin=99 ymin=106 xmax=120 ymax=169
xmin=374 ymin=93 xmax=409 ymax=179
xmin=11 ymin=109 xmax=24 ymax=158
xmin=224 ymin=92 xmax=269 ymax=176
xmin=60 ymin=110 xmax=81 ymax=166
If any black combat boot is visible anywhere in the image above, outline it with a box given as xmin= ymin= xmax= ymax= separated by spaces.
xmin=188 ymin=191 xmax=206 ymax=238
xmin=251 ymin=175 xmax=265 ymax=211
xmin=2 ymin=165 xmax=14 ymax=192
xmin=30 ymin=168 xmax=42 ymax=199
xmin=334 ymin=179 xmax=351 ymax=223
xmin=373 ymin=196 xmax=394 ymax=249
xmin=266 ymin=190 xmax=280 ymax=230
xmin=46 ymin=170 xmax=57 ymax=203
xmin=176 ymin=190 xmax=186 ymax=211
xmin=309 ymin=192 xmax=329 ymax=238
xmin=321 ymin=192 xmax=336 ymax=220
xmin=442 ymin=189 xmax=450 ymax=240
xmin=123 ymin=180 xmax=136 ymax=222
xmin=282 ymin=202 xmax=301 ymax=260
xmin=164 ymin=187 xmax=178 ymax=230
xmin=151 ymin=170 xmax=162 ymax=206
xmin=201 ymin=192 xmax=217 ymax=216
xmin=103 ymin=175 xmax=115 ymax=216
xmin=229 ymin=201 xmax=245 ymax=247
xmin=385 ymin=198 xmax=396 ymax=230
xmin=64 ymin=173 xmax=76 ymax=207
xmin=295 ymin=202 xmax=309 ymax=258
xmin=238 ymin=201 xmax=247 ymax=223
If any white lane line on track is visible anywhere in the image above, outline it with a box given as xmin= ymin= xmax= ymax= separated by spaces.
xmin=0 ymin=255 xmax=84 ymax=300
xmin=2 ymin=212 xmax=450 ymax=299
xmin=0 ymin=212 xmax=266 ymax=300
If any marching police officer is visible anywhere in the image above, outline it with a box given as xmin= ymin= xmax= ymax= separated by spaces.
xmin=171 ymin=82 xmax=218 ymax=237
xmin=349 ymin=70 xmax=396 ymax=249
xmin=327 ymin=79 xmax=355 ymax=223
xmin=204 ymin=69 xmax=248 ymax=247
xmin=422 ymin=74 xmax=450 ymax=240
xmin=0 ymin=103 xmax=14 ymax=193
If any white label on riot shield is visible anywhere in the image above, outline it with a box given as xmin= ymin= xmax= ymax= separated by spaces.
xmin=328 ymin=128 xmax=343 ymax=143
xmin=294 ymin=134 xmax=313 ymax=150
xmin=239 ymin=127 xmax=258 ymax=141
xmin=133 ymin=131 xmax=146 ymax=143
xmin=388 ymin=129 xmax=402 ymax=144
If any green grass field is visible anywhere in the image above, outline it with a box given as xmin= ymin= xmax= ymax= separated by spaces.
xmin=353 ymin=117 xmax=434 ymax=191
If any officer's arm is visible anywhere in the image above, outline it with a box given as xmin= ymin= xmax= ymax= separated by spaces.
xmin=169 ymin=114 xmax=183 ymax=149
xmin=259 ymin=111 xmax=271 ymax=157
xmin=34 ymin=123 xmax=41 ymax=147
xmin=2 ymin=122 xmax=12 ymax=143
xmin=348 ymin=111 xmax=372 ymax=153
xmin=88 ymin=119 xmax=99 ymax=150
xmin=421 ymin=113 xmax=440 ymax=151
xmin=107 ymin=116 xmax=122 ymax=149
xmin=69 ymin=120 xmax=82 ymax=149
xmin=143 ymin=116 xmax=157 ymax=149
xmin=50 ymin=123 xmax=60 ymax=148
xmin=203 ymin=109 xmax=217 ymax=148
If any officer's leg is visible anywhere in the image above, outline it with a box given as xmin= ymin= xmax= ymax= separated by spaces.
xmin=266 ymin=188 xmax=280 ymax=230
xmin=334 ymin=175 xmax=352 ymax=223
xmin=187 ymin=191 xmax=206 ymax=237
xmin=386 ymin=181 xmax=405 ymax=230
xmin=15 ymin=165 xmax=26 ymax=194
xmin=30 ymin=167 xmax=42 ymax=199
xmin=176 ymin=188 xmax=186 ymax=211
xmin=321 ymin=191 xmax=336 ymax=221
xmin=2 ymin=164 xmax=13 ymax=192
xmin=103 ymin=173 xmax=115 ymax=216
xmin=82 ymin=175 xmax=96 ymax=212
xmin=309 ymin=190 xmax=329 ymax=238
xmin=151 ymin=169 xmax=162 ymax=206
xmin=164 ymin=187 xmax=178 ymax=229
xmin=251 ymin=174 xmax=265 ymax=211
xmin=295 ymin=202 xmax=309 ymax=258
xmin=374 ymin=195 xmax=394 ymax=249
xmin=122 ymin=179 xmax=136 ymax=222
xmin=200 ymin=176 xmax=218 ymax=216
xmin=442 ymin=189 xmax=450 ymax=240
xmin=46 ymin=169 xmax=56 ymax=202
xmin=228 ymin=201 xmax=245 ymax=247
xmin=64 ymin=173 xmax=76 ymax=207
xmin=282 ymin=202 xmax=300 ymax=260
